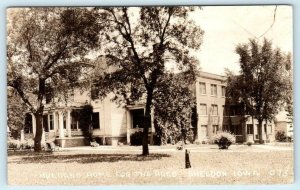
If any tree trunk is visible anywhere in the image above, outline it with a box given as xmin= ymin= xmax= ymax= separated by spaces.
xmin=34 ymin=78 xmax=46 ymax=152
xmin=34 ymin=112 xmax=43 ymax=152
xmin=258 ymin=119 xmax=264 ymax=144
xmin=142 ymin=89 xmax=153 ymax=156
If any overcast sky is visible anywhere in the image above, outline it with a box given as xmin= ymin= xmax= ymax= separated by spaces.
xmin=191 ymin=5 xmax=293 ymax=75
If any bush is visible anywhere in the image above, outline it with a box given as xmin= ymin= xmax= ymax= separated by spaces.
xmin=275 ymin=131 xmax=287 ymax=142
xmin=246 ymin=142 xmax=252 ymax=146
xmin=22 ymin=139 xmax=35 ymax=149
xmin=212 ymin=131 xmax=236 ymax=149
xmin=130 ymin=131 xmax=143 ymax=146
xmin=90 ymin=141 xmax=100 ymax=147
xmin=8 ymin=138 xmax=21 ymax=149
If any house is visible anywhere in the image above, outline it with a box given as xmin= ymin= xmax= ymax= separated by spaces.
xmin=22 ymin=71 xmax=276 ymax=147
xmin=274 ymin=111 xmax=293 ymax=139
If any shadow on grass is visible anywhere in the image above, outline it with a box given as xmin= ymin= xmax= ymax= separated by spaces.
xmin=8 ymin=151 xmax=171 ymax=164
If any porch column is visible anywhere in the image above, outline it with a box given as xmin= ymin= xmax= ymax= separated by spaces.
xmin=150 ymin=108 xmax=155 ymax=145
xmin=53 ymin=111 xmax=57 ymax=132
xmin=20 ymin=129 xmax=25 ymax=141
xmin=31 ymin=114 xmax=36 ymax=138
xmin=126 ymin=109 xmax=131 ymax=145
xmin=58 ymin=111 xmax=64 ymax=138
xmin=66 ymin=109 xmax=72 ymax=137
xmin=41 ymin=128 xmax=46 ymax=144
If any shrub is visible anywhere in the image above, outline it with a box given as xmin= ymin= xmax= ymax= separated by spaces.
xmin=212 ymin=131 xmax=236 ymax=149
xmin=130 ymin=131 xmax=143 ymax=146
xmin=275 ymin=131 xmax=287 ymax=142
xmin=21 ymin=139 xmax=35 ymax=149
xmin=8 ymin=138 xmax=21 ymax=149
xmin=246 ymin=142 xmax=252 ymax=146
xmin=90 ymin=141 xmax=100 ymax=147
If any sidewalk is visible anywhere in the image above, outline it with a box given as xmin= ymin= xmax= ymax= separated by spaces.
xmin=58 ymin=143 xmax=293 ymax=153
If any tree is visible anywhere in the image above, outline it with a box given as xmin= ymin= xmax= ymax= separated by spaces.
xmin=7 ymin=87 xmax=28 ymax=138
xmin=227 ymin=38 xmax=292 ymax=143
xmin=94 ymin=7 xmax=204 ymax=155
xmin=153 ymin=72 xmax=197 ymax=145
xmin=7 ymin=8 xmax=102 ymax=151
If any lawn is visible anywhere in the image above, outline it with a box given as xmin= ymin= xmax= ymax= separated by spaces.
xmin=7 ymin=145 xmax=293 ymax=185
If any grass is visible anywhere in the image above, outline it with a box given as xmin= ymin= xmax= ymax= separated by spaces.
xmin=7 ymin=145 xmax=293 ymax=185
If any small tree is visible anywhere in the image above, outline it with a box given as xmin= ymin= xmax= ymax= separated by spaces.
xmin=153 ymin=72 xmax=197 ymax=145
xmin=7 ymin=88 xmax=28 ymax=138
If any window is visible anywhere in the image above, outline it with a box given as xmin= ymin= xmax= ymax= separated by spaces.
xmin=223 ymin=105 xmax=229 ymax=116
xmin=213 ymin=125 xmax=219 ymax=133
xmin=223 ymin=125 xmax=229 ymax=131
xmin=268 ymin=125 xmax=272 ymax=134
xmin=247 ymin=124 xmax=253 ymax=134
xmin=200 ymin=125 xmax=208 ymax=137
xmin=211 ymin=84 xmax=217 ymax=96
xmin=43 ymin=115 xmax=49 ymax=132
xmin=211 ymin=104 xmax=218 ymax=115
xmin=235 ymin=125 xmax=243 ymax=135
xmin=131 ymin=109 xmax=150 ymax=128
xmin=199 ymin=104 xmax=207 ymax=115
xmin=71 ymin=114 xmax=78 ymax=130
xmin=221 ymin=86 xmax=226 ymax=97
xmin=92 ymin=112 xmax=100 ymax=129
xmin=24 ymin=114 xmax=32 ymax=134
xmin=229 ymin=105 xmax=241 ymax=116
xmin=49 ymin=115 xmax=54 ymax=130
xmin=264 ymin=124 xmax=267 ymax=133
xmin=199 ymin=82 xmax=206 ymax=94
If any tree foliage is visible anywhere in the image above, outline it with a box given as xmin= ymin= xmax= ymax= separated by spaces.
xmin=226 ymin=38 xmax=292 ymax=143
xmin=7 ymin=88 xmax=28 ymax=134
xmin=7 ymin=8 xmax=102 ymax=151
xmin=93 ymin=7 xmax=204 ymax=155
xmin=153 ymin=72 xmax=197 ymax=145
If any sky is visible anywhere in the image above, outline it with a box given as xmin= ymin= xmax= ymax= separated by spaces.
xmin=191 ymin=5 xmax=293 ymax=75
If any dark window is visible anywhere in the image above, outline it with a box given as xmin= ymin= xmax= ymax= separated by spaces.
xmin=223 ymin=125 xmax=229 ymax=131
xmin=213 ymin=125 xmax=219 ymax=133
xmin=131 ymin=109 xmax=150 ymax=128
xmin=235 ymin=125 xmax=243 ymax=135
xmin=92 ymin=112 xmax=100 ymax=129
xmin=71 ymin=115 xmax=78 ymax=130
xmin=221 ymin=86 xmax=226 ymax=96
xmin=43 ymin=115 xmax=49 ymax=132
xmin=49 ymin=115 xmax=54 ymax=130
xmin=264 ymin=124 xmax=267 ymax=133
xmin=24 ymin=113 xmax=32 ymax=134
xmin=247 ymin=124 xmax=254 ymax=134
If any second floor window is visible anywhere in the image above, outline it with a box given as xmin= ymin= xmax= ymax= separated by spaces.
xmin=211 ymin=104 xmax=218 ymax=115
xmin=221 ymin=86 xmax=226 ymax=97
xmin=211 ymin=84 xmax=217 ymax=96
xmin=199 ymin=82 xmax=206 ymax=94
xmin=199 ymin=104 xmax=207 ymax=115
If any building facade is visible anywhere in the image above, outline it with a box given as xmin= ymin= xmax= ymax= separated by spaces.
xmin=195 ymin=72 xmax=275 ymax=143
xmin=22 ymin=71 xmax=276 ymax=147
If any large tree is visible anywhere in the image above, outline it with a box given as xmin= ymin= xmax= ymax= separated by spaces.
xmin=227 ymin=38 xmax=292 ymax=143
xmin=94 ymin=7 xmax=203 ymax=155
xmin=7 ymin=8 xmax=102 ymax=151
